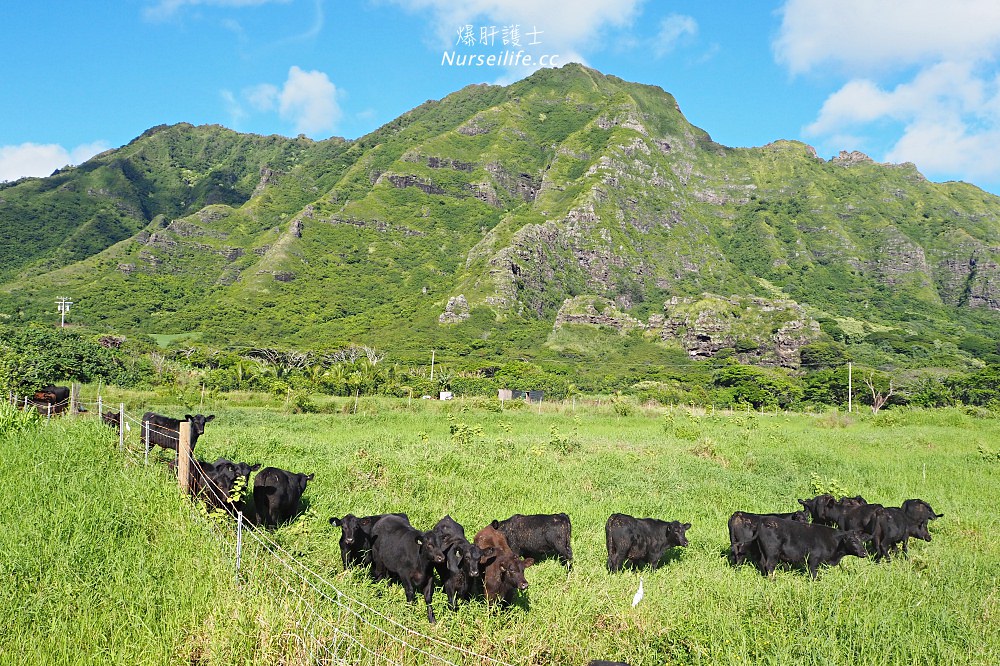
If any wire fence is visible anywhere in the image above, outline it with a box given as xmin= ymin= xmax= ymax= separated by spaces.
xmin=8 ymin=388 xmax=517 ymax=666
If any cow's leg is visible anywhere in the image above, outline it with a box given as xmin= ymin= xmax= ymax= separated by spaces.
xmin=423 ymin=577 xmax=436 ymax=623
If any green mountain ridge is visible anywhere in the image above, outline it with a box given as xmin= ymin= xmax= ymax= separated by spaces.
xmin=2 ymin=63 xmax=999 ymax=371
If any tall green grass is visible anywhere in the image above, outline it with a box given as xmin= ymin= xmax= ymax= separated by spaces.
xmin=4 ymin=399 xmax=999 ymax=664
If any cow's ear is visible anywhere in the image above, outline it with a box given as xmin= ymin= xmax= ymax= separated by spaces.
xmin=798 ymin=499 xmax=808 ymax=508
xmin=683 ymin=523 xmax=692 ymax=530
xmin=250 ymin=463 xmax=261 ymax=471
xmin=415 ymin=535 xmax=424 ymax=546
xmin=205 ymin=414 xmax=216 ymax=422
xmin=330 ymin=517 xmax=342 ymax=526
xmin=522 ymin=558 xmax=535 ymax=568
xmin=360 ymin=517 xmax=372 ymax=526
xmin=306 ymin=473 xmax=315 ymax=481
xmin=479 ymin=547 xmax=496 ymax=563
xmin=184 ymin=414 xmax=194 ymax=421
xmin=491 ymin=519 xmax=500 ymax=529
xmin=455 ymin=549 xmax=463 ymax=560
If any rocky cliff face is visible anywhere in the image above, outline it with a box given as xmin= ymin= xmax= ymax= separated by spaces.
xmin=4 ymin=64 xmax=1000 ymax=354
xmin=648 ymin=294 xmax=820 ymax=368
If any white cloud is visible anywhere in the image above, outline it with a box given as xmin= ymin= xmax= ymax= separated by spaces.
xmin=278 ymin=66 xmax=341 ymax=136
xmin=0 ymin=141 xmax=110 ymax=183
xmin=778 ymin=0 xmax=1000 ymax=188
xmin=245 ymin=83 xmax=279 ymax=111
xmin=775 ymin=0 xmax=1000 ymax=75
xmin=390 ymin=0 xmax=644 ymax=78
xmin=225 ymin=66 xmax=341 ymax=137
xmin=653 ymin=14 xmax=697 ymax=58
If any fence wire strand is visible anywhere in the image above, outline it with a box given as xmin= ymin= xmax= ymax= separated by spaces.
xmin=52 ymin=396 xmax=516 ymax=666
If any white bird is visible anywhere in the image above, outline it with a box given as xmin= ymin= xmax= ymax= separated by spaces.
xmin=632 ymin=576 xmax=644 ymax=608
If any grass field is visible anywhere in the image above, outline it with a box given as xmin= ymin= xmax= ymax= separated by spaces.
xmin=2 ymin=396 xmax=998 ymax=665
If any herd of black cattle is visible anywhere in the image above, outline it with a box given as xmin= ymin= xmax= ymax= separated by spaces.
xmin=19 ymin=391 xmax=943 ymax=632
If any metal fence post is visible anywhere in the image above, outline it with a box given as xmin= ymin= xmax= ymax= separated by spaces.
xmin=236 ymin=511 xmax=244 ymax=581
xmin=144 ymin=420 xmax=150 ymax=466
xmin=119 ymin=403 xmax=125 ymax=451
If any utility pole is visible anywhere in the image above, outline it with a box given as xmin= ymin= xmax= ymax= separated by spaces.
xmin=847 ymin=362 xmax=852 ymax=413
xmin=56 ymin=296 xmax=73 ymax=328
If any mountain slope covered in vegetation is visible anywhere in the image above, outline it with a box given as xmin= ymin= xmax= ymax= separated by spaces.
xmin=2 ymin=64 xmax=999 ymax=376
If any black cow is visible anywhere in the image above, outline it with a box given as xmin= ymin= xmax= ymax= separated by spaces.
xmin=28 ymin=384 xmax=71 ymax=415
xmin=101 ymin=410 xmax=121 ymax=429
xmin=835 ymin=503 xmax=885 ymax=539
xmin=370 ymin=514 xmax=447 ymax=623
xmin=728 ymin=509 xmax=809 ymax=567
xmin=605 ymin=513 xmax=690 ymax=573
xmin=141 ymin=412 xmax=216 ymax=453
xmin=252 ymin=467 xmax=314 ymax=528
xmin=493 ymin=513 xmax=573 ymax=570
xmin=329 ymin=513 xmax=407 ymax=570
xmin=432 ymin=515 xmax=488 ymax=611
xmin=473 ymin=524 xmax=534 ymax=607
xmin=798 ymin=494 xmax=867 ymax=527
xmin=870 ymin=499 xmax=943 ymax=561
xmin=192 ymin=458 xmax=260 ymax=514
xmin=755 ymin=518 xmax=867 ymax=578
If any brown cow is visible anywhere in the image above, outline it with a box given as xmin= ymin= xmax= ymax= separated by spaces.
xmin=473 ymin=524 xmax=534 ymax=606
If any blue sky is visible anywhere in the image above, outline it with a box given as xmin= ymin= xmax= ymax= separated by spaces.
xmin=4 ymin=0 xmax=1000 ymax=195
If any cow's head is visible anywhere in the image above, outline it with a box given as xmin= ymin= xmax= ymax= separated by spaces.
xmin=418 ymin=530 xmax=447 ymax=564
xmin=498 ymin=554 xmax=534 ymax=592
xmin=841 ymin=530 xmax=868 ymax=557
xmin=294 ymin=472 xmax=315 ymax=494
xmin=790 ymin=509 xmax=811 ymax=523
xmin=665 ymin=521 xmax=691 ymax=547
xmin=798 ymin=495 xmax=834 ymax=521
xmin=461 ymin=543 xmax=485 ymax=578
xmin=184 ymin=413 xmax=217 ymax=436
xmin=331 ymin=514 xmax=364 ymax=545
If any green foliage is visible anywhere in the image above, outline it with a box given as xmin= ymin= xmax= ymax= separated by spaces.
xmin=7 ymin=398 xmax=1000 ymax=664
xmin=0 ymin=323 xmax=147 ymax=392
xmin=2 ymin=64 xmax=1000 ymax=392
xmin=800 ymin=341 xmax=850 ymax=368
xmin=0 ymin=401 xmax=41 ymax=435
xmin=713 ymin=364 xmax=803 ymax=409
xmin=447 ymin=413 xmax=485 ymax=447
xmin=808 ymin=472 xmax=853 ymax=499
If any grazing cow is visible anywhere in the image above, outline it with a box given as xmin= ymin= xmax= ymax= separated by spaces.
xmin=754 ymin=518 xmax=867 ymax=578
xmin=870 ymin=499 xmax=943 ymax=561
xmin=370 ymin=515 xmax=447 ymax=623
xmin=252 ymin=466 xmax=314 ymax=528
xmin=432 ymin=516 xmax=489 ymax=611
xmin=192 ymin=458 xmax=260 ymax=514
xmin=728 ymin=509 xmax=809 ymax=567
xmin=605 ymin=513 xmax=690 ymax=573
xmin=101 ymin=410 xmax=121 ymax=429
xmin=798 ymin=494 xmax=867 ymax=527
xmin=493 ymin=513 xmax=573 ymax=570
xmin=140 ymin=412 xmax=216 ymax=453
xmin=330 ymin=513 xmax=408 ymax=570
xmin=474 ymin=524 xmax=534 ymax=606
xmin=835 ymin=503 xmax=884 ymax=539
xmin=28 ymin=384 xmax=71 ymax=415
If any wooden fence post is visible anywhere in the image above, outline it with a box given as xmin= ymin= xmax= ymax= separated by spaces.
xmin=144 ymin=420 xmax=150 ymax=466
xmin=70 ymin=383 xmax=80 ymax=416
xmin=178 ymin=421 xmax=192 ymax=494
